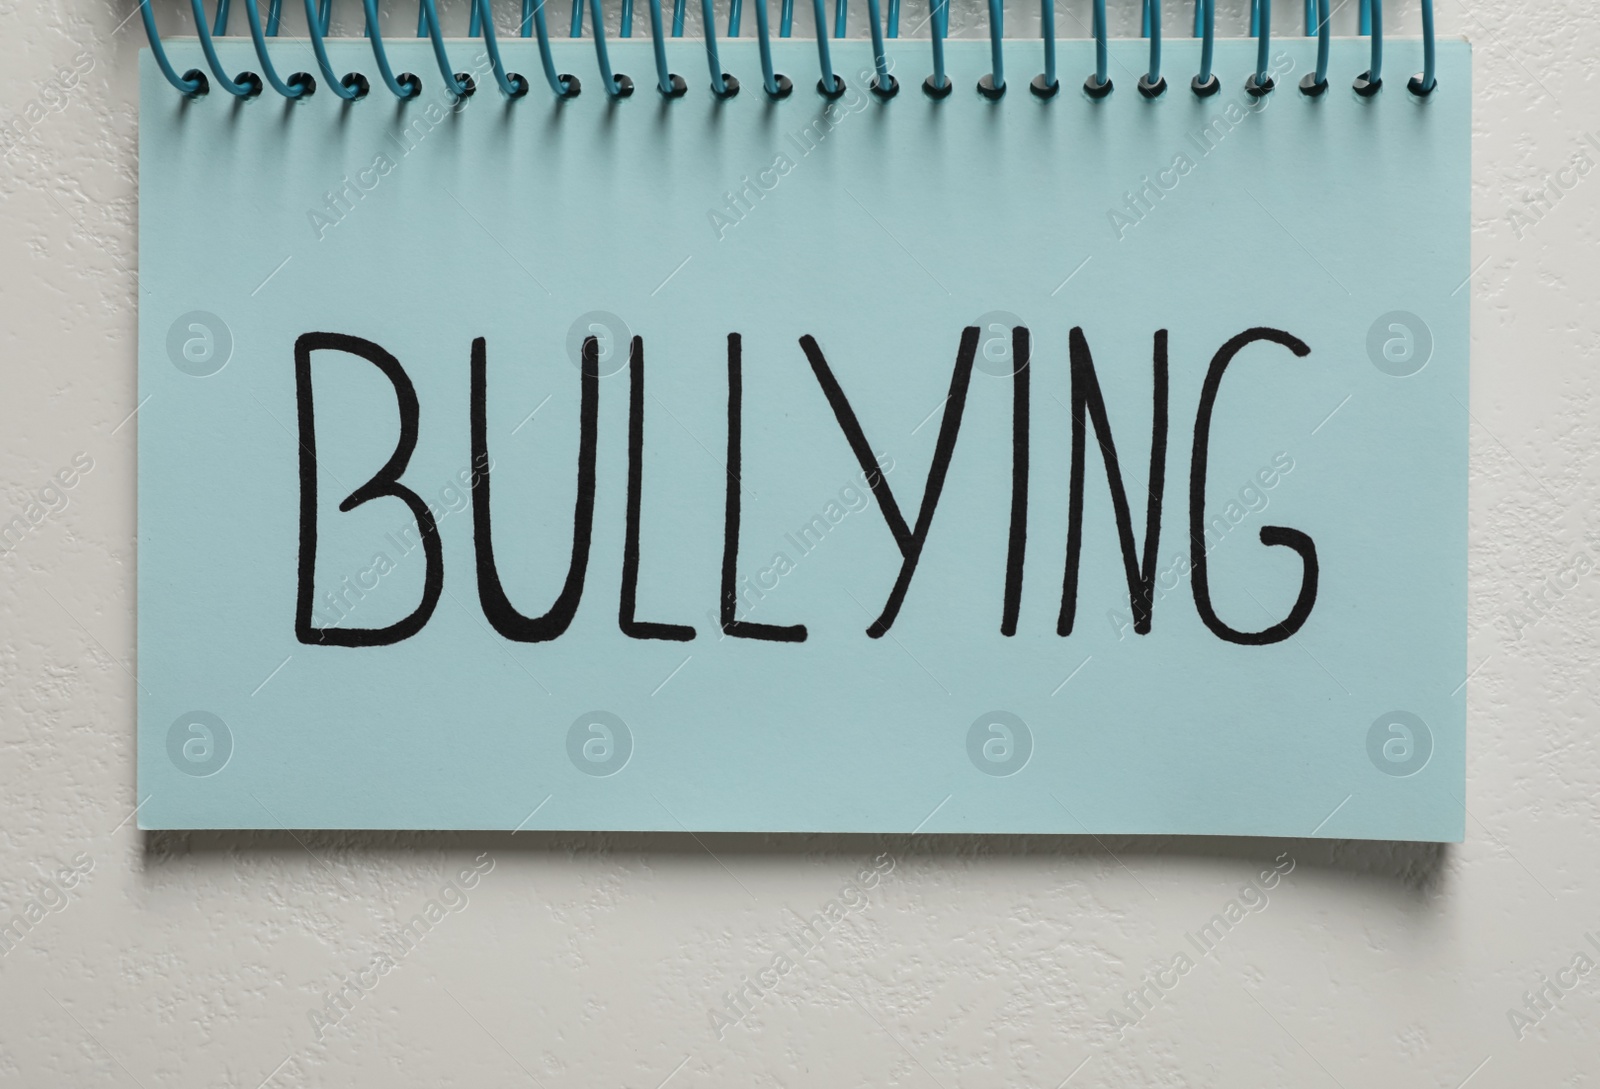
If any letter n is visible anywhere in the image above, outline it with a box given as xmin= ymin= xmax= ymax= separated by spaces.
xmin=1059 ymin=328 xmax=1169 ymax=636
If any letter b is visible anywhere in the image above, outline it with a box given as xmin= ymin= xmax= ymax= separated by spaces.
xmin=295 ymin=333 xmax=442 ymax=646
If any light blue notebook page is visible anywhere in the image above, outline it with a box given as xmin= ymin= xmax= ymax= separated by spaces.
xmin=138 ymin=38 xmax=1469 ymax=838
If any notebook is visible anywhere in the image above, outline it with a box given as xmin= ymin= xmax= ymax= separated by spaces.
xmin=137 ymin=20 xmax=1468 ymax=838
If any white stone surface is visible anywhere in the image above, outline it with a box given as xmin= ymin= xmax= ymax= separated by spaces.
xmin=0 ymin=0 xmax=1593 ymax=1085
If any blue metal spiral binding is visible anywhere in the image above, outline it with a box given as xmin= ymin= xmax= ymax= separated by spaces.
xmin=1349 ymin=0 xmax=1382 ymax=92
xmin=1295 ymin=0 xmax=1328 ymax=93
xmin=867 ymin=0 xmax=895 ymax=92
xmin=1145 ymin=0 xmax=1161 ymax=89
xmin=1251 ymin=0 xmax=1271 ymax=89
xmin=570 ymin=0 xmax=583 ymax=37
xmin=521 ymin=0 xmax=580 ymax=95
xmin=142 ymin=0 xmax=1446 ymax=105
xmin=927 ymin=0 xmax=949 ymax=94
xmin=1413 ymin=0 xmax=1436 ymax=93
xmin=811 ymin=0 xmax=840 ymax=93
xmin=701 ymin=0 xmax=736 ymax=94
xmin=1367 ymin=0 xmax=1383 ymax=83
xmin=980 ymin=0 xmax=1004 ymax=95
xmin=305 ymin=0 xmax=370 ymax=98
xmin=190 ymin=0 xmax=261 ymax=95
xmin=479 ymin=0 xmax=530 ymax=95
xmin=645 ymin=0 xmax=682 ymax=92
xmin=1089 ymin=0 xmax=1108 ymax=91
xmin=1314 ymin=0 xmax=1329 ymax=86
xmin=1038 ymin=0 xmax=1057 ymax=92
xmin=753 ymin=0 xmax=788 ymax=94
xmin=360 ymin=0 xmax=422 ymax=97
xmin=416 ymin=0 xmax=473 ymax=96
xmin=244 ymin=0 xmax=313 ymax=96
xmin=139 ymin=0 xmax=207 ymax=95
xmin=588 ymin=0 xmax=632 ymax=94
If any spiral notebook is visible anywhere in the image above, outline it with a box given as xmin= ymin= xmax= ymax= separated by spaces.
xmin=136 ymin=20 xmax=1469 ymax=838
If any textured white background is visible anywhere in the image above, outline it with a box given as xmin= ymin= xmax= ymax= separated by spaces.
xmin=2 ymin=0 xmax=1595 ymax=1085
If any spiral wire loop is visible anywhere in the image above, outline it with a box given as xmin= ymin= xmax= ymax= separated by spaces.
xmin=521 ymin=0 xmax=581 ymax=95
xmin=413 ymin=0 xmax=474 ymax=96
xmin=646 ymin=0 xmax=687 ymax=93
xmin=191 ymin=0 xmax=262 ymax=95
xmin=587 ymin=0 xmax=633 ymax=93
xmin=244 ymin=0 xmax=314 ymax=96
xmin=1299 ymin=0 xmax=1329 ymax=95
xmin=1354 ymin=0 xmax=1382 ymax=94
xmin=866 ymin=0 xmax=897 ymax=95
xmin=1192 ymin=0 xmax=1217 ymax=94
xmin=356 ymin=0 xmax=420 ymax=96
xmin=1245 ymin=0 xmax=1272 ymax=95
xmin=753 ymin=0 xmax=792 ymax=96
xmin=700 ymin=0 xmax=739 ymax=94
xmin=474 ymin=0 xmax=530 ymax=94
xmin=1410 ymin=0 xmax=1436 ymax=94
xmin=1084 ymin=0 xmax=1110 ymax=96
xmin=924 ymin=0 xmax=949 ymax=96
xmin=1139 ymin=0 xmax=1164 ymax=96
xmin=305 ymin=0 xmax=370 ymax=98
xmin=1033 ymin=0 xmax=1058 ymax=97
xmin=811 ymin=0 xmax=842 ymax=95
xmin=140 ymin=0 xmax=207 ymax=95
xmin=977 ymin=0 xmax=1004 ymax=97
